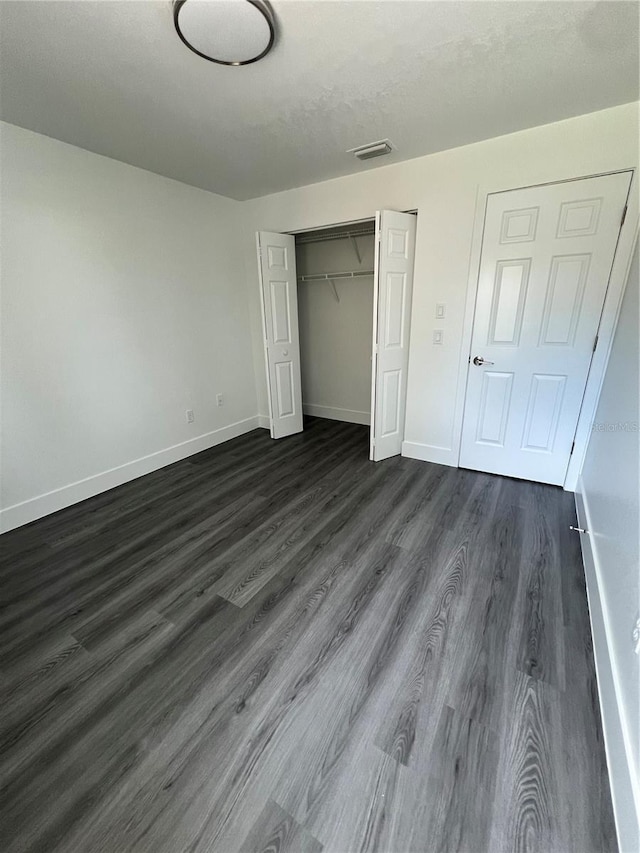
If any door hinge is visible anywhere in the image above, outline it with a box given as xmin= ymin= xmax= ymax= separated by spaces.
xmin=621 ymin=204 xmax=628 ymax=227
xmin=593 ymin=334 xmax=599 ymax=353
xmin=570 ymin=440 xmax=575 ymax=455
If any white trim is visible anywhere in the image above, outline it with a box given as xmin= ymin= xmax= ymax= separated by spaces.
xmin=451 ymin=182 xmax=485 ymax=466
xmin=401 ymin=440 xmax=457 ymax=467
xmin=369 ymin=210 xmax=382 ymax=460
xmin=575 ymin=482 xmax=640 ymax=853
xmin=565 ymin=216 xmax=640 ymax=490
xmin=451 ymin=169 xmax=637 ymax=490
xmin=257 ymin=414 xmax=271 ymax=429
xmin=0 ymin=416 xmax=261 ymax=534
xmin=302 ymin=403 xmax=370 ymax=425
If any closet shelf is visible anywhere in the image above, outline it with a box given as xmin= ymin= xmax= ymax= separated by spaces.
xmin=297 ymin=270 xmax=374 ymax=282
xmin=295 ymin=226 xmax=374 ymax=246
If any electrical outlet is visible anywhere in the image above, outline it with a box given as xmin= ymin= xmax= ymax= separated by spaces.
xmin=186 ymin=409 xmax=195 ymax=424
xmin=435 ymin=303 xmax=446 ymax=319
xmin=433 ymin=330 xmax=444 ymax=345
xmin=633 ymin=617 xmax=640 ymax=655
xmin=216 ymin=394 xmax=224 ymax=407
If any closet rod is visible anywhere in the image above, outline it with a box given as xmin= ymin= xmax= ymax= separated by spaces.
xmin=297 ymin=269 xmax=374 ymax=282
xmin=295 ymin=227 xmax=375 ymax=246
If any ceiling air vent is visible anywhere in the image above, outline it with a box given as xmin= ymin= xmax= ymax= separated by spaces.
xmin=348 ymin=140 xmax=394 ymax=161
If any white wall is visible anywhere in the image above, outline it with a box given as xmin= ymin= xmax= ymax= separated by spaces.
xmin=241 ymin=102 xmax=639 ymax=467
xmin=296 ymin=234 xmax=374 ymax=424
xmin=2 ymin=104 xmax=638 ymax=532
xmin=0 ymin=122 xmax=257 ymax=531
xmin=576 ymin=238 xmax=639 ymax=852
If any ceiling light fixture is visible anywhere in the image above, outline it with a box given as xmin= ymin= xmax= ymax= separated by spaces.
xmin=173 ymin=0 xmax=276 ymax=66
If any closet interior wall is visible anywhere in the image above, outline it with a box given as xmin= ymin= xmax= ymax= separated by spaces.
xmin=295 ymin=226 xmax=375 ymax=426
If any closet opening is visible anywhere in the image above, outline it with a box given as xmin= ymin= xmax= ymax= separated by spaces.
xmin=257 ymin=210 xmax=417 ymax=462
xmin=295 ymin=220 xmax=375 ymax=444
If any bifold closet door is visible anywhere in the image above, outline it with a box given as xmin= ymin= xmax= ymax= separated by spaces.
xmin=370 ymin=210 xmax=417 ymax=461
xmin=257 ymin=231 xmax=303 ymax=439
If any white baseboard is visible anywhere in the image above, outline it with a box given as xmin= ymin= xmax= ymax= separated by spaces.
xmin=401 ymin=440 xmax=457 ymax=467
xmin=303 ymin=404 xmax=370 ymax=426
xmin=575 ymin=481 xmax=640 ymax=853
xmin=0 ymin=416 xmax=261 ymax=534
xmin=257 ymin=415 xmax=271 ymax=429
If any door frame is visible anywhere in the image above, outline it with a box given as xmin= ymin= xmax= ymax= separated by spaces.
xmin=452 ymin=168 xmax=637 ymax=491
xmin=369 ymin=211 xmax=381 ymax=460
xmin=258 ymin=213 xmax=418 ymax=459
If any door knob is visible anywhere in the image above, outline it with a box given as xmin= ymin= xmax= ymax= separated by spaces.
xmin=282 ymin=349 xmax=288 ymax=356
xmin=473 ymin=356 xmax=494 ymax=366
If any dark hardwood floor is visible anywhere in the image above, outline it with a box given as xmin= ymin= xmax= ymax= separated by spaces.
xmin=0 ymin=418 xmax=616 ymax=852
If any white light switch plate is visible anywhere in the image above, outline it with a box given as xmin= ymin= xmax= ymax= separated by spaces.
xmin=435 ymin=303 xmax=446 ymax=319
xmin=433 ymin=330 xmax=444 ymax=345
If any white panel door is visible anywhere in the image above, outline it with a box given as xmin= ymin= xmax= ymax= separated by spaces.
xmin=460 ymin=172 xmax=631 ymax=485
xmin=257 ymin=231 xmax=303 ymax=439
xmin=370 ymin=210 xmax=417 ymax=461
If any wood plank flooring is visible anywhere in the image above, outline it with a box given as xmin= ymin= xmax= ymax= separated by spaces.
xmin=0 ymin=418 xmax=616 ymax=852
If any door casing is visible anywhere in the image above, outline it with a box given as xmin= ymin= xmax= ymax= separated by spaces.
xmin=258 ymin=213 xmax=418 ymax=460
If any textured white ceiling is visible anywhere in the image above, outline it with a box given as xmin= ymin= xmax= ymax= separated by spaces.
xmin=1 ymin=1 xmax=638 ymax=200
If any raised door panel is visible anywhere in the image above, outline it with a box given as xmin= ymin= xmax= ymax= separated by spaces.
xmin=499 ymin=207 xmax=539 ymax=244
xmin=539 ymin=254 xmax=590 ymax=346
xmin=388 ymin=228 xmax=409 ymax=258
xmin=384 ymin=273 xmax=407 ymax=349
xmin=267 ymin=244 xmax=288 ymax=270
xmin=488 ymin=259 xmax=531 ymax=346
xmin=269 ymin=280 xmax=292 ymax=345
xmin=275 ymin=361 xmax=295 ymax=418
xmin=475 ymin=372 xmax=514 ymax=446
xmin=381 ymin=369 xmax=401 ymax=437
xmin=521 ymin=374 xmax=567 ymax=453
xmin=556 ymin=198 xmax=602 ymax=238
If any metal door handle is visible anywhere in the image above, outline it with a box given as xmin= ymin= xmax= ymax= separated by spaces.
xmin=473 ymin=356 xmax=494 ymax=366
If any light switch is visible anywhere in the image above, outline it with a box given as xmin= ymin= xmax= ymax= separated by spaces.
xmin=433 ymin=330 xmax=444 ymax=345
xmin=435 ymin=303 xmax=446 ymax=319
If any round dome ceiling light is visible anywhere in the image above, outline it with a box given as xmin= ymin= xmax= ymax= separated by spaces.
xmin=173 ymin=0 xmax=276 ymax=66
